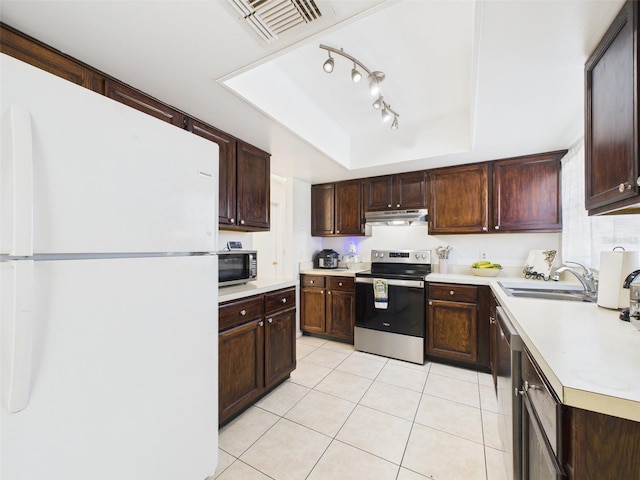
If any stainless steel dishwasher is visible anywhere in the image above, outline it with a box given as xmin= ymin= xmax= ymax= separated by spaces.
xmin=496 ymin=306 xmax=522 ymax=480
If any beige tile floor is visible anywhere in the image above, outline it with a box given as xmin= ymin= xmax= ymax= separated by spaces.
xmin=211 ymin=335 xmax=509 ymax=480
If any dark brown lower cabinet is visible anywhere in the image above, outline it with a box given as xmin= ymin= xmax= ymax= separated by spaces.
xmin=300 ymin=275 xmax=355 ymax=342
xmin=218 ymin=287 xmax=296 ymax=425
xmin=563 ymin=407 xmax=640 ymax=479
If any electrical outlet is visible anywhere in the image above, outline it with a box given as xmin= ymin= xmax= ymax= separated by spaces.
xmin=480 ymin=251 xmax=487 ymax=260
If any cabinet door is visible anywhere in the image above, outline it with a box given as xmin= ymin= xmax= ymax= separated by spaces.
xmin=364 ymin=175 xmax=395 ymax=211
xmin=236 ymin=141 xmax=270 ymax=231
xmin=219 ymin=319 xmax=264 ymax=424
xmin=311 ymin=183 xmax=335 ymax=236
xmin=326 ymin=289 xmax=355 ymax=342
xmin=264 ymin=308 xmax=296 ymax=387
xmin=301 ymin=287 xmax=326 ymax=333
xmin=427 ymin=300 xmax=478 ymax=363
xmin=429 ymin=163 xmax=490 ymax=234
xmin=104 ymin=79 xmax=185 ymax=127
xmin=335 ymin=180 xmax=363 ymax=235
xmin=187 ymin=118 xmax=237 ymax=228
xmin=522 ymin=396 xmax=566 ymax=480
xmin=1 ymin=25 xmax=105 ymax=93
xmin=585 ymin=1 xmax=640 ymax=213
xmin=396 ymin=171 xmax=427 ymax=209
xmin=493 ymin=152 xmax=563 ymax=232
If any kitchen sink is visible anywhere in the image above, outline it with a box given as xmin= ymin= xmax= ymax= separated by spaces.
xmin=498 ymin=281 xmax=597 ymax=303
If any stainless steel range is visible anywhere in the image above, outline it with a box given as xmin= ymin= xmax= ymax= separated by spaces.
xmin=354 ymin=250 xmax=431 ymax=364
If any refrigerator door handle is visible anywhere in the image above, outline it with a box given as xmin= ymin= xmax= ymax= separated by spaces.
xmin=5 ymin=260 xmax=34 ymax=413
xmin=10 ymin=105 xmax=34 ymax=257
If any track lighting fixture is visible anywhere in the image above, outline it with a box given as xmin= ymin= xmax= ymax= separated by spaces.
xmin=319 ymin=44 xmax=399 ymax=129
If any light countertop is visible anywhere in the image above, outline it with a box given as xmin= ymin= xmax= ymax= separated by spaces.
xmin=432 ymin=273 xmax=640 ymax=422
xmin=218 ymin=277 xmax=297 ymax=303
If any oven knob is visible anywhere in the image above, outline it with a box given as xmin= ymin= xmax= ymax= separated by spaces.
xmin=379 ymin=253 xmax=384 ymax=258
xmin=421 ymin=253 xmax=427 ymax=259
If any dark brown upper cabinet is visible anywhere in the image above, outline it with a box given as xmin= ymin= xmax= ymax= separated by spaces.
xmin=585 ymin=0 xmax=640 ymax=215
xmin=105 ymin=79 xmax=185 ymax=128
xmin=1 ymin=23 xmax=104 ymax=93
xmin=311 ymin=180 xmax=366 ymax=237
xmin=364 ymin=171 xmax=427 ymax=211
xmin=186 ymin=118 xmax=238 ymax=228
xmin=429 ymin=163 xmax=490 ymax=234
xmin=235 ymin=141 xmax=271 ymax=231
xmin=429 ymin=151 xmax=564 ymax=234
xmin=492 ymin=151 xmax=564 ymax=232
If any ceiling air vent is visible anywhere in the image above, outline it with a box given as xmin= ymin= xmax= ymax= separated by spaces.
xmin=228 ymin=0 xmax=322 ymax=43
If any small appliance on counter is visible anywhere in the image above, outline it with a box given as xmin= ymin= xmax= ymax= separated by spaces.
xmin=314 ymin=249 xmax=340 ymax=269
xmin=622 ymin=269 xmax=640 ymax=328
xmin=598 ymin=248 xmax=640 ymax=309
xmin=218 ymin=250 xmax=257 ymax=287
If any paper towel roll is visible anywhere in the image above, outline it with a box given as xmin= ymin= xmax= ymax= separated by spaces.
xmin=598 ymin=251 xmax=640 ymax=309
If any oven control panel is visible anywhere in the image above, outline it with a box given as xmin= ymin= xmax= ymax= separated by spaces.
xmin=371 ymin=250 xmax=431 ymax=264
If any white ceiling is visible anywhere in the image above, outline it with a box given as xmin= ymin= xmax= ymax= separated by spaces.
xmin=0 ymin=0 xmax=625 ymax=184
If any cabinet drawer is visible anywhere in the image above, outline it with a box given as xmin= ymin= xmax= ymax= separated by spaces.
xmin=429 ymin=283 xmax=478 ymax=303
xmin=522 ymin=349 xmax=560 ymax=454
xmin=265 ymin=287 xmax=296 ymax=314
xmin=219 ymin=295 xmax=264 ymax=332
xmin=327 ymin=276 xmax=354 ymax=291
xmin=302 ymin=275 xmax=325 ymax=288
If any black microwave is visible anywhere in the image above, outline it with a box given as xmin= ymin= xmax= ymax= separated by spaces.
xmin=218 ymin=250 xmax=257 ymax=287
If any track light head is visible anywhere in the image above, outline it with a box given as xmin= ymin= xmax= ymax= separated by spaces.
xmin=381 ymin=106 xmax=392 ymax=123
xmin=391 ymin=115 xmax=399 ymax=130
xmin=368 ymin=71 xmax=385 ymax=96
xmin=351 ymin=63 xmax=362 ymax=83
xmin=372 ymin=96 xmax=383 ymax=109
xmin=323 ymin=53 xmax=334 ymax=73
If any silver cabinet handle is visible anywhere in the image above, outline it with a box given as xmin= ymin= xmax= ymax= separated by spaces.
xmin=336 ymin=230 xmax=340 ymax=233
xmin=428 ymin=301 xmax=433 ymax=306
xmin=387 ymin=204 xmax=392 ymax=208
xmin=310 ymin=280 xmax=314 ymax=284
xmin=338 ymin=282 xmax=343 ymax=286
xmin=328 ymin=291 xmax=332 ymax=295
xmin=619 ymin=183 xmax=632 ymax=192
xmin=281 ymin=298 xmax=287 ymax=303
xmin=482 ymin=226 xmax=488 ymax=231
xmin=636 ymin=176 xmax=640 ymax=187
xmin=229 ymin=218 xmax=235 ymax=223
xmin=240 ymin=219 xmax=245 ymax=225
xmin=489 ymin=316 xmax=495 ymax=325
xmin=259 ymin=321 xmax=264 ymax=327
xmin=268 ymin=318 xmax=273 ymax=324
xmin=494 ymin=225 xmax=500 ymax=230
xmin=396 ymin=204 xmax=400 ymax=208
xmin=449 ymin=290 xmax=455 ymax=295
xmin=240 ymin=309 xmax=246 ymax=316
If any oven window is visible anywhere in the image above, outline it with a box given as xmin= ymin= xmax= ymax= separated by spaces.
xmin=355 ymin=283 xmax=425 ymax=337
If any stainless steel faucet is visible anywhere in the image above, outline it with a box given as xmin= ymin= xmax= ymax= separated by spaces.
xmin=551 ymin=261 xmax=598 ymax=298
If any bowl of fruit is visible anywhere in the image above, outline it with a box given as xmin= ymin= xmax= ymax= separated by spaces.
xmin=471 ymin=261 xmax=503 ymax=277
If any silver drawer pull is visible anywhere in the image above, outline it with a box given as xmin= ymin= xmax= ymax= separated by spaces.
xmin=310 ymin=280 xmax=315 ymax=284
xmin=240 ymin=309 xmax=246 ymax=316
xmin=449 ymin=290 xmax=455 ymax=295
xmin=259 ymin=321 xmax=264 ymax=327
xmin=281 ymin=298 xmax=287 ymax=303
xmin=268 ymin=318 xmax=273 ymax=324
xmin=338 ymin=282 xmax=343 ymax=286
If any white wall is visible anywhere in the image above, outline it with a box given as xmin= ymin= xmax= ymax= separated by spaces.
xmin=319 ymin=227 xmax=561 ymax=271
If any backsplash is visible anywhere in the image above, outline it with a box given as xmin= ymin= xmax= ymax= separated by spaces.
xmin=319 ymin=226 xmax=562 ymax=271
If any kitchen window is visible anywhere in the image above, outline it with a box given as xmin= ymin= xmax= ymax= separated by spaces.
xmin=562 ymin=139 xmax=640 ymax=269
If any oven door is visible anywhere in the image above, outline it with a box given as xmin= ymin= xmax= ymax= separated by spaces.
xmin=355 ymin=277 xmax=425 ymax=337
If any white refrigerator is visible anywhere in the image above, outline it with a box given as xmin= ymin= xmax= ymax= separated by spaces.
xmin=0 ymin=54 xmax=219 ymax=479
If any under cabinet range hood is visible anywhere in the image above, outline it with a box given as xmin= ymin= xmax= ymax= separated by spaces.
xmin=365 ymin=209 xmax=428 ymax=226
